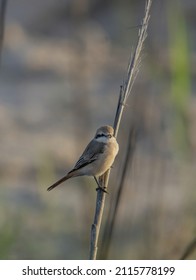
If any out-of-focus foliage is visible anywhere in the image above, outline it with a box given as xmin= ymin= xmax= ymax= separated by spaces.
xmin=168 ymin=0 xmax=191 ymax=156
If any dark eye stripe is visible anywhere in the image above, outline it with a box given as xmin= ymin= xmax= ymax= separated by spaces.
xmin=96 ymin=133 xmax=104 ymax=139
xmin=96 ymin=133 xmax=112 ymax=139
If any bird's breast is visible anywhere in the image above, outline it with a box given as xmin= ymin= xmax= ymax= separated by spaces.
xmin=94 ymin=138 xmax=119 ymax=176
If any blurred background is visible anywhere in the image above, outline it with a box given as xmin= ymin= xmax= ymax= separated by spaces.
xmin=0 ymin=0 xmax=196 ymax=259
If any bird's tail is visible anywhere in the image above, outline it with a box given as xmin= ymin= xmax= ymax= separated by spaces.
xmin=47 ymin=172 xmax=73 ymax=191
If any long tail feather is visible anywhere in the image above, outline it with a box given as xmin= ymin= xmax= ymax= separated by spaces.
xmin=47 ymin=173 xmax=72 ymax=191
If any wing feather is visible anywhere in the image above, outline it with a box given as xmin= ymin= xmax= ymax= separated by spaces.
xmin=69 ymin=140 xmax=105 ymax=172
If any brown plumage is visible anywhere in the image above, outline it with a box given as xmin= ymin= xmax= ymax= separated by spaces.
xmin=47 ymin=125 xmax=119 ymax=192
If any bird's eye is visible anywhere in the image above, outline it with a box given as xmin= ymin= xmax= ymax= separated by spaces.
xmin=108 ymin=134 xmax=112 ymax=138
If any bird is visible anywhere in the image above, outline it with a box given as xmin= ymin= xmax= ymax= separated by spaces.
xmin=47 ymin=125 xmax=119 ymax=192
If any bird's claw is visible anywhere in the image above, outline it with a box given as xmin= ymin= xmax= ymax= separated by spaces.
xmin=96 ymin=186 xmax=108 ymax=194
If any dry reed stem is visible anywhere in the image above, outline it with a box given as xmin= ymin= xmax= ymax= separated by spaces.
xmin=89 ymin=0 xmax=153 ymax=260
xmin=0 ymin=0 xmax=7 ymax=64
xmin=100 ymin=126 xmax=136 ymax=259
xmin=180 ymin=238 xmax=196 ymax=260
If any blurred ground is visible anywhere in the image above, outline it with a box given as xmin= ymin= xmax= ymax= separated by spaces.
xmin=0 ymin=0 xmax=196 ymax=259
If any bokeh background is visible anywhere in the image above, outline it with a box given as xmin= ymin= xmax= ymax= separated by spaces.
xmin=0 ymin=0 xmax=196 ymax=259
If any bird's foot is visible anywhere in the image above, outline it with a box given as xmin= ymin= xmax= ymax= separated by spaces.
xmin=96 ymin=186 xmax=108 ymax=194
xmin=94 ymin=176 xmax=108 ymax=194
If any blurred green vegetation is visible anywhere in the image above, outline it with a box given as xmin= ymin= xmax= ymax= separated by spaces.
xmin=168 ymin=0 xmax=191 ymax=156
xmin=0 ymin=222 xmax=17 ymax=259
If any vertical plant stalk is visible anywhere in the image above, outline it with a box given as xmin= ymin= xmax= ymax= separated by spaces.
xmin=89 ymin=0 xmax=153 ymax=260
xmin=180 ymin=238 xmax=196 ymax=260
xmin=100 ymin=126 xmax=136 ymax=259
xmin=0 ymin=0 xmax=7 ymax=64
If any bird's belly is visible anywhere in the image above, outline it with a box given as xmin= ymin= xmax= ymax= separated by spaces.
xmin=92 ymin=143 xmax=119 ymax=176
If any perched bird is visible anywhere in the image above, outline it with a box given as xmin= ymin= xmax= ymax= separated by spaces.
xmin=47 ymin=125 xmax=119 ymax=192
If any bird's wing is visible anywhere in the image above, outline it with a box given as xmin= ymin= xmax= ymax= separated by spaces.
xmin=70 ymin=139 xmax=105 ymax=171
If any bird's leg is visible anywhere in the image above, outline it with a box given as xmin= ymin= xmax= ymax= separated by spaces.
xmin=94 ymin=176 xmax=108 ymax=194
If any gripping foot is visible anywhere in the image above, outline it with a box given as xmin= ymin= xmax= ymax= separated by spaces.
xmin=94 ymin=176 xmax=108 ymax=194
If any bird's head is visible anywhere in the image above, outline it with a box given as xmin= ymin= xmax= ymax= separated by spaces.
xmin=95 ymin=125 xmax=114 ymax=142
